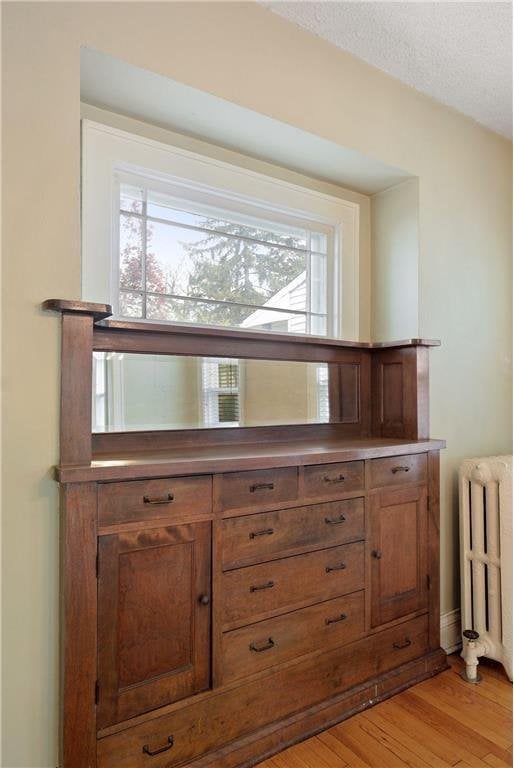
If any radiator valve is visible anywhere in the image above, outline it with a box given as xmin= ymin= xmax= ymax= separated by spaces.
xmin=461 ymin=629 xmax=484 ymax=683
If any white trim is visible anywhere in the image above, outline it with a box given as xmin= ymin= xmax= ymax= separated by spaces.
xmin=84 ymin=120 xmax=359 ymax=212
xmin=440 ymin=609 xmax=462 ymax=654
xmin=81 ymin=120 xmax=360 ymax=340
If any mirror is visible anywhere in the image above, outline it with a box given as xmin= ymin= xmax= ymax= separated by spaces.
xmin=92 ymin=352 xmax=337 ymax=432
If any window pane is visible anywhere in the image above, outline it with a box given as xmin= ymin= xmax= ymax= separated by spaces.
xmin=145 ymin=294 xmax=323 ymax=334
xmin=217 ymin=393 xmax=239 ymax=423
xmin=146 ymin=219 xmax=307 ymax=308
xmin=120 ymin=213 xmax=143 ymax=290
xmin=147 ymin=190 xmax=309 ymax=249
xmin=119 ymin=291 xmax=143 ymax=318
xmin=218 ymin=363 xmax=238 ymax=388
xmin=120 ymin=183 xmax=144 ymax=214
xmin=310 ymin=252 xmax=327 ymax=316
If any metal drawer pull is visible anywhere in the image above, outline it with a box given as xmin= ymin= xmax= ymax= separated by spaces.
xmin=325 ymin=612 xmax=347 ymax=626
xmin=372 ymin=550 xmax=382 ymax=559
xmin=250 ymin=482 xmax=275 ymax=493
xmin=250 ymin=637 xmax=275 ymax=653
xmin=249 ymin=528 xmax=274 ymax=539
xmin=325 ymin=515 xmax=346 ymax=526
xmin=391 ymin=466 xmax=410 ymax=474
xmin=324 ymin=474 xmax=345 ymax=484
xmin=325 ymin=562 xmax=347 ymax=573
xmin=393 ymin=638 xmax=412 ymax=650
xmin=143 ymin=493 xmax=174 ymax=505
xmin=250 ymin=580 xmax=274 ymax=592
xmin=142 ymin=735 xmax=174 ymax=756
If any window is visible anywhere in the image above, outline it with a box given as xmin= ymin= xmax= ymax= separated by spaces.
xmin=202 ymin=358 xmax=240 ymax=427
xmin=82 ymin=121 xmax=360 ymax=340
xmin=118 ymin=180 xmax=328 ymax=335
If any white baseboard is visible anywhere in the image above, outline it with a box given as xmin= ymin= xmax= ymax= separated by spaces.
xmin=440 ymin=609 xmax=462 ymax=654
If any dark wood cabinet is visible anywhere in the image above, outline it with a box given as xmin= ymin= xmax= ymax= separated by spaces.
xmin=369 ymin=484 xmax=429 ymax=627
xmin=97 ymin=521 xmax=211 ymax=727
xmin=44 ymin=299 xmax=446 ymax=768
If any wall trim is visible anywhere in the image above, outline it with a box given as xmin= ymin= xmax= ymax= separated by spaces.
xmin=441 ymin=609 xmax=462 ymax=654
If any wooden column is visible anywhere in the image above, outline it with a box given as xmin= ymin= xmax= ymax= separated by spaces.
xmin=61 ymin=482 xmax=98 ymax=768
xmin=371 ymin=343 xmax=433 ymax=440
xmin=42 ymin=299 xmax=112 ymax=465
xmin=428 ymin=449 xmax=442 ymax=651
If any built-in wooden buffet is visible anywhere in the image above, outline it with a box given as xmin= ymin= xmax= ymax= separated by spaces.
xmin=43 ymin=299 xmax=447 ymax=768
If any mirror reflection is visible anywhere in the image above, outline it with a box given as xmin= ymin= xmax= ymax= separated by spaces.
xmin=93 ymin=353 xmax=335 ymax=432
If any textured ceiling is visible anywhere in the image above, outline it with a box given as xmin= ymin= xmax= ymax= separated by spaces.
xmin=262 ymin=1 xmax=512 ymax=137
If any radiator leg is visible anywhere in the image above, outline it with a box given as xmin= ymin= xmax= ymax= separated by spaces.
xmin=461 ymin=630 xmax=485 ymax=683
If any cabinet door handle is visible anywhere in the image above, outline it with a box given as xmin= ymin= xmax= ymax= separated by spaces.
xmin=325 ymin=515 xmax=346 ymax=525
xmin=372 ymin=550 xmax=382 ymax=559
xmin=199 ymin=594 xmax=210 ymax=605
xmin=143 ymin=493 xmax=174 ymax=505
xmin=250 ymin=482 xmax=274 ymax=493
xmin=249 ymin=637 xmax=275 ymax=653
xmin=393 ymin=638 xmax=412 ymax=650
xmin=249 ymin=528 xmax=274 ymax=539
xmin=250 ymin=580 xmax=274 ymax=592
xmin=326 ymin=562 xmax=347 ymax=573
xmin=391 ymin=465 xmax=410 ymax=474
xmin=325 ymin=612 xmax=347 ymax=625
xmin=323 ymin=474 xmax=345 ymax=484
xmin=142 ymin=736 xmax=174 ymax=756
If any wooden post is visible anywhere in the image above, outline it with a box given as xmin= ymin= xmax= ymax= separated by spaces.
xmin=42 ymin=299 xmax=112 ymax=466
xmin=61 ymin=482 xmax=98 ymax=768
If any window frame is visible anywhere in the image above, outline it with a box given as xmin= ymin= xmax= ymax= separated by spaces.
xmin=82 ymin=119 xmax=360 ymax=340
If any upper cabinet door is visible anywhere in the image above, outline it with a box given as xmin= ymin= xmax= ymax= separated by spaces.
xmin=369 ymin=485 xmax=428 ymax=628
xmin=97 ymin=522 xmax=211 ymax=728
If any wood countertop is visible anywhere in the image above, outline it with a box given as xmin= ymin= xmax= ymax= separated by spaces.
xmin=57 ymin=436 xmax=446 ymax=483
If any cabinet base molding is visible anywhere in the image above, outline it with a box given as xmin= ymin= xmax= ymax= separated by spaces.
xmin=184 ymin=648 xmax=448 ymax=768
xmin=98 ymin=645 xmax=447 ymax=768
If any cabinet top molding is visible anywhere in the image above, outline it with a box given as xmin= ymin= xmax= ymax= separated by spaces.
xmin=41 ymin=299 xmax=440 ymax=350
xmin=42 ymin=298 xmax=112 ymax=321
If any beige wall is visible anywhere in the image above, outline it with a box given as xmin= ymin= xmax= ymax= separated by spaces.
xmin=242 ymin=360 xmax=321 ymax=425
xmin=371 ymin=178 xmax=419 ymax=341
xmin=2 ymin=3 xmax=511 ymax=766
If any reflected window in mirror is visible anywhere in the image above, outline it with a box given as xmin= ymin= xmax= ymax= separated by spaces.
xmin=202 ymin=358 xmax=240 ymax=427
xmin=92 ymin=353 xmax=341 ymax=433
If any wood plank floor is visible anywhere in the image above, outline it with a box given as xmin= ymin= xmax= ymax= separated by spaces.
xmin=256 ymin=655 xmax=513 ymax=768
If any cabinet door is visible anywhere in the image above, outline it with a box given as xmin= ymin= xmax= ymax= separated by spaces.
xmin=97 ymin=522 xmax=211 ymax=728
xmin=370 ymin=486 xmax=428 ymax=627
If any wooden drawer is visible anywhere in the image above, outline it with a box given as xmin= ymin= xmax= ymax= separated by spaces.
xmin=221 ymin=497 xmax=364 ymax=570
xmin=97 ymin=615 xmax=428 ymax=768
xmin=304 ymin=460 xmax=364 ymax=498
xmin=369 ymin=453 xmax=427 ymax=489
xmin=222 ymin=591 xmax=365 ymax=684
xmin=218 ymin=467 xmax=298 ymax=513
xmin=221 ymin=541 xmax=364 ymax=629
xmin=98 ymin=476 xmax=212 ymax=526
xmin=373 ymin=614 xmax=429 ymax=674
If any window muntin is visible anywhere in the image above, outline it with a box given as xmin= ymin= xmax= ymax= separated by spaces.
xmin=118 ymin=180 xmax=330 ymax=335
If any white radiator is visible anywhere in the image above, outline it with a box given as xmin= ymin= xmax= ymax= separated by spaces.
xmin=459 ymin=455 xmax=512 ymax=681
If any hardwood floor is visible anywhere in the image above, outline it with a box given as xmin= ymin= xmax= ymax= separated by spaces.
xmin=256 ymin=655 xmax=513 ymax=768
